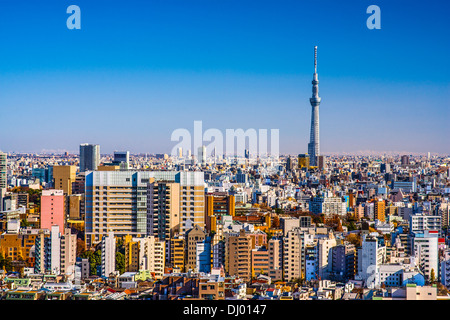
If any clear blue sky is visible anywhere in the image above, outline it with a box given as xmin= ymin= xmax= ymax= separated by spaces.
xmin=0 ymin=0 xmax=449 ymax=155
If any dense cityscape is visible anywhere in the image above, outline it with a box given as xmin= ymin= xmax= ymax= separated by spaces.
xmin=0 ymin=144 xmax=449 ymax=301
xmin=1 ymin=41 xmax=449 ymax=302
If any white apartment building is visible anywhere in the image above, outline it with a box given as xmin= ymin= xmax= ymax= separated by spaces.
xmin=316 ymin=231 xmax=337 ymax=279
xmin=357 ymin=236 xmax=386 ymax=288
xmin=34 ymin=226 xmax=76 ymax=276
xmin=413 ymin=233 xmax=438 ymax=280
xmin=283 ymin=227 xmax=315 ymax=281
xmin=101 ymin=231 xmax=116 ymax=277
xmin=409 ymin=213 xmax=441 ymax=235
xmin=310 ymin=195 xmax=346 ymax=216
xmin=135 ymin=236 xmax=165 ymax=279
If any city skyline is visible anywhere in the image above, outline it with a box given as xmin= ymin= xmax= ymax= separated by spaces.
xmin=0 ymin=0 xmax=449 ymax=156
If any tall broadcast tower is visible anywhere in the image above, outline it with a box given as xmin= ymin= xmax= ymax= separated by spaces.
xmin=308 ymin=46 xmax=321 ymax=167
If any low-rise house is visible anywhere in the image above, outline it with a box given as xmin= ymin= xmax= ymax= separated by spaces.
xmin=45 ymin=291 xmax=73 ymax=300
xmin=5 ymin=289 xmax=46 ymax=300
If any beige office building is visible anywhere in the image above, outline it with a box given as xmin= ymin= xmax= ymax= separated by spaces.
xmin=84 ymin=171 xmax=205 ymax=248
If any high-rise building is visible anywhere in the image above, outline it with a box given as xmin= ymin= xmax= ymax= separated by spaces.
xmin=124 ymin=234 xmax=166 ymax=278
xmin=68 ymin=194 xmax=84 ymax=220
xmin=34 ymin=226 xmax=76 ymax=275
xmin=330 ymin=243 xmax=356 ymax=281
xmin=101 ymin=231 xmax=116 ymax=277
xmin=356 ymin=236 xmax=386 ymax=288
xmin=124 ymin=235 xmax=141 ymax=272
xmin=283 ymin=228 xmax=303 ymax=281
xmin=196 ymin=238 xmax=212 ymax=273
xmin=440 ymin=249 xmax=450 ymax=287
xmin=413 ymin=232 xmax=439 ymax=280
xmin=170 ymin=237 xmax=186 ymax=272
xmin=148 ymin=181 xmax=180 ymax=244
xmin=186 ymin=224 xmax=206 ymax=272
xmin=267 ymin=237 xmax=283 ymax=280
xmin=40 ymin=190 xmax=65 ymax=234
xmin=316 ymin=230 xmax=336 ymax=279
xmin=198 ymin=145 xmax=207 ymax=165
xmin=84 ymin=171 xmax=205 ymax=248
xmin=140 ymin=236 xmax=166 ymax=279
xmin=401 ymin=155 xmax=410 ymax=166
xmin=251 ymin=247 xmax=270 ymax=277
xmin=52 ymin=165 xmax=77 ymax=195
xmin=80 ymin=143 xmax=100 ymax=172
xmin=307 ymin=46 xmax=321 ymax=167
xmin=60 ymin=227 xmax=77 ymax=275
xmin=226 ymin=229 xmax=253 ymax=282
xmin=205 ymin=192 xmax=235 ymax=233
xmin=374 ymin=200 xmax=386 ymax=222
xmin=0 ymin=151 xmax=7 ymax=189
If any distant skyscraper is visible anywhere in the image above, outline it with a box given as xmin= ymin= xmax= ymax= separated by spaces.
xmin=317 ymin=155 xmax=326 ymax=170
xmin=307 ymin=46 xmax=321 ymax=167
xmin=0 ymin=151 xmax=7 ymax=189
xmin=80 ymin=143 xmax=100 ymax=172
xmin=198 ymin=145 xmax=206 ymax=165
xmin=401 ymin=155 xmax=410 ymax=166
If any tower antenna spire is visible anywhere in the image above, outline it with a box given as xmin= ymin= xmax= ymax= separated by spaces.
xmin=314 ymin=46 xmax=317 ymax=73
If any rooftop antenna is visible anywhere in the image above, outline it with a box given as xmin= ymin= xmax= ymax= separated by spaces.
xmin=314 ymin=46 xmax=317 ymax=74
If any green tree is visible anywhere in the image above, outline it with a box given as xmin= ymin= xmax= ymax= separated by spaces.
xmin=80 ymin=249 xmax=102 ymax=275
xmin=430 ymin=268 xmax=436 ymax=283
xmin=0 ymin=253 xmax=13 ymax=271
xmin=21 ymin=219 xmax=30 ymax=227
xmin=275 ymin=208 xmax=283 ymax=214
xmin=116 ymin=252 xmax=125 ymax=274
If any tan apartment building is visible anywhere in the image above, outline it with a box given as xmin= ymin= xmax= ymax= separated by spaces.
xmin=170 ymin=237 xmax=186 ymax=272
xmin=226 ymin=229 xmax=253 ymax=282
xmin=180 ymin=184 xmax=205 ymax=236
xmin=60 ymin=227 xmax=77 ymax=275
xmin=268 ymin=238 xmax=283 ymax=280
xmin=124 ymin=235 xmax=165 ymax=278
xmin=186 ymin=224 xmax=206 ymax=272
xmin=251 ymin=247 xmax=269 ymax=277
xmin=68 ymin=194 xmax=84 ymax=220
xmin=374 ymin=199 xmax=386 ymax=222
xmin=199 ymin=277 xmax=225 ymax=300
